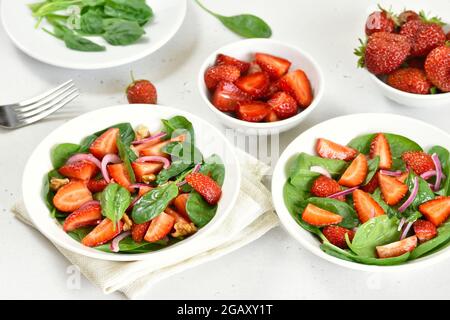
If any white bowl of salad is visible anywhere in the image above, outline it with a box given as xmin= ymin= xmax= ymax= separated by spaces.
xmin=22 ymin=105 xmax=241 ymax=261
xmin=272 ymin=113 xmax=450 ymax=271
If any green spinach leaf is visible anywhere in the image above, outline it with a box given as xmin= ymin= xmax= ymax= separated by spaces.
xmin=186 ymin=191 xmax=217 ymax=228
xmin=161 ymin=116 xmax=195 ymax=145
xmin=364 ymin=156 xmax=379 ymax=185
xmin=116 ymin=135 xmax=136 ymax=183
xmin=289 ymin=153 xmax=348 ymax=178
xmin=428 ymin=145 xmax=450 ymax=196
xmin=347 ymin=133 xmax=422 ymax=157
xmin=104 ymin=0 xmax=153 ymax=25
xmin=51 ymin=143 xmax=80 ymax=168
xmin=200 ymin=154 xmax=225 ymax=186
xmin=162 ymin=141 xmax=203 ymax=165
xmin=102 ymin=18 xmax=145 ymax=45
xmin=63 ymin=31 xmax=106 ymax=52
xmin=410 ymin=222 xmax=450 ymax=259
xmin=156 ymin=161 xmax=193 ymax=185
xmin=100 ymin=183 xmax=131 ymax=226
xmin=80 ymin=8 xmax=104 ymax=34
xmin=404 ymin=172 xmax=435 ymax=212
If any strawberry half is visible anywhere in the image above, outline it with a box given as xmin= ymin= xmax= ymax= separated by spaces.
xmin=353 ymin=189 xmax=385 ymax=223
xmin=279 ymin=70 xmax=313 ymax=107
xmin=173 ymin=193 xmax=191 ymax=222
xmin=185 ymin=172 xmax=222 ymax=205
xmin=204 ymin=64 xmax=241 ymax=91
xmin=212 ymin=81 xmax=250 ymax=112
xmin=215 ymin=54 xmax=250 ymax=73
xmin=311 ymin=176 xmax=343 ymax=199
xmin=316 ymin=138 xmax=357 ymax=161
xmin=301 ymin=203 xmax=343 ymax=227
xmin=131 ymin=161 xmax=163 ymax=182
xmin=107 ymin=163 xmax=132 ymax=191
xmin=131 ymin=221 xmax=151 ymax=242
xmin=376 ymin=236 xmax=417 ymax=258
xmin=87 ymin=179 xmax=109 ymax=193
xmin=370 ymin=133 xmax=392 ymax=170
xmin=144 ymin=212 xmax=175 ymax=243
xmin=401 ymin=151 xmax=435 ymax=176
xmin=267 ymin=91 xmax=298 ymax=119
xmin=53 ymin=181 xmax=93 ymax=213
xmin=235 ymin=72 xmax=270 ymax=98
xmin=323 ymin=226 xmax=355 ymax=249
xmin=236 ymin=101 xmax=271 ymax=122
xmin=81 ymin=218 xmax=123 ymax=247
xmin=89 ymin=128 xmax=119 ymax=159
xmin=58 ymin=160 xmax=98 ymax=181
xmin=378 ymin=172 xmax=408 ymax=205
xmin=413 ymin=220 xmax=437 ymax=242
xmin=63 ymin=201 xmax=102 ymax=232
xmin=338 ymin=154 xmax=368 ymax=187
xmin=255 ymin=52 xmax=291 ymax=79
xmin=419 ymin=197 xmax=450 ymax=226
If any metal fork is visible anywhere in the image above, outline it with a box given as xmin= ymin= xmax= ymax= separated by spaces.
xmin=0 ymin=80 xmax=79 ymax=129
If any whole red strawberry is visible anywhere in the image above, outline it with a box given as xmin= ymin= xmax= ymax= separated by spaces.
xmin=425 ymin=45 xmax=450 ymax=92
xmin=365 ymin=9 xmax=396 ymax=36
xmin=323 ymin=226 xmax=355 ymax=249
xmin=267 ymin=91 xmax=298 ymax=119
xmin=386 ymin=67 xmax=432 ymax=94
xmin=356 ymin=32 xmax=411 ymax=75
xmin=311 ymin=176 xmax=343 ymax=200
xmin=398 ymin=10 xmax=419 ymax=26
xmin=185 ymin=172 xmax=222 ymax=205
xmin=127 ymin=79 xmax=157 ymax=104
xmin=402 ymin=151 xmax=435 ymax=175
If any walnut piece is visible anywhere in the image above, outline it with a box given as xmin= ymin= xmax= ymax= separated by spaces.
xmin=50 ymin=177 xmax=70 ymax=191
xmin=135 ymin=124 xmax=150 ymax=140
xmin=171 ymin=222 xmax=197 ymax=238
xmin=142 ymin=174 xmax=156 ymax=184
xmin=122 ymin=213 xmax=133 ymax=231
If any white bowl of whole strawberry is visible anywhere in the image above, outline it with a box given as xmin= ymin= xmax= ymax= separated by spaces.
xmin=198 ymin=39 xmax=324 ymax=133
xmin=355 ymin=5 xmax=450 ymax=108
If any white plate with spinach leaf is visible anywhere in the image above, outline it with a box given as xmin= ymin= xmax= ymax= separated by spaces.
xmin=22 ymin=104 xmax=240 ymax=261
xmin=1 ymin=0 xmax=186 ymax=69
xmin=272 ymin=113 xmax=450 ymax=271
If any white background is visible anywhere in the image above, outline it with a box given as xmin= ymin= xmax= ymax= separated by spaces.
xmin=1 ymin=0 xmax=449 ymax=299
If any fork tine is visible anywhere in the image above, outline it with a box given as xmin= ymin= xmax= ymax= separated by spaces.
xmin=17 ymin=88 xmax=78 ymax=119
xmin=18 ymin=91 xmax=79 ymax=127
xmin=15 ymin=83 xmax=75 ymax=113
xmin=16 ymin=80 xmax=74 ymax=108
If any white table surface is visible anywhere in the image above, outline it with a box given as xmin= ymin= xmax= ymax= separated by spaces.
xmin=1 ymin=0 xmax=449 ymax=300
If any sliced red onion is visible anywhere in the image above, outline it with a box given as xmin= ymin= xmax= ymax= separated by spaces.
xmin=110 ymin=231 xmax=131 ymax=253
xmin=78 ymin=200 xmax=100 ymax=210
xmin=398 ymin=217 xmax=406 ymax=231
xmin=193 ymin=163 xmax=201 ymax=173
xmin=379 ymin=170 xmax=402 ymax=177
xmin=398 ymin=176 xmax=418 ymax=213
xmin=129 ymin=183 xmax=150 ymax=189
xmin=67 ymin=153 xmax=102 ymax=169
xmin=421 ymin=170 xmax=436 ymax=180
xmin=131 ymin=132 xmax=166 ymax=145
xmin=400 ymin=222 xmax=413 ymax=240
xmin=177 ymin=181 xmax=187 ymax=187
xmin=136 ymin=156 xmax=170 ymax=169
xmin=432 ymin=153 xmax=443 ymax=191
xmin=310 ymin=166 xmax=331 ymax=178
xmin=101 ymin=154 xmax=121 ymax=183
xmin=327 ymin=186 xmax=359 ymax=199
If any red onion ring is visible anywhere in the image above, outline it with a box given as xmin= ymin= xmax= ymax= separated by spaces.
xmin=327 ymin=187 xmax=359 ymax=199
xmin=399 ymin=176 xmax=418 ymax=213
xmin=67 ymin=153 xmax=101 ymax=169
xmin=398 ymin=217 xmax=406 ymax=231
xmin=379 ymin=170 xmax=403 ymax=177
xmin=110 ymin=231 xmax=131 ymax=253
xmin=136 ymin=156 xmax=170 ymax=169
xmin=431 ymin=153 xmax=443 ymax=191
xmin=193 ymin=163 xmax=201 ymax=173
xmin=310 ymin=166 xmax=332 ymax=178
xmin=131 ymin=132 xmax=166 ymax=145
xmin=421 ymin=170 xmax=436 ymax=180
xmin=400 ymin=222 xmax=413 ymax=240
xmin=101 ymin=154 xmax=121 ymax=183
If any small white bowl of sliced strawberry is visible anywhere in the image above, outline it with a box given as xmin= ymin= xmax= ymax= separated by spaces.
xmin=355 ymin=5 xmax=450 ymax=108
xmin=198 ymin=39 xmax=324 ymax=133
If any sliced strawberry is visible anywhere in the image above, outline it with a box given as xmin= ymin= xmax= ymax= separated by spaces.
xmin=53 ymin=181 xmax=93 ymax=212
xmin=204 ymin=64 xmax=241 ymax=91
xmin=247 ymin=61 xmax=262 ymax=74
xmin=235 ymin=72 xmax=270 ymax=98
xmin=311 ymin=176 xmax=343 ymax=200
xmin=316 ymin=138 xmax=357 ymax=161
xmin=144 ymin=212 xmax=175 ymax=243
xmin=370 ymin=133 xmax=392 ymax=169
xmin=301 ymin=203 xmax=343 ymax=226
xmin=138 ymin=185 xmax=153 ymax=197
xmin=173 ymin=193 xmax=191 ymax=222
xmin=413 ymin=220 xmax=437 ymax=242
xmin=263 ymin=80 xmax=281 ymax=99
xmin=58 ymin=160 xmax=98 ymax=181
xmin=165 ymin=207 xmax=189 ymax=224
xmin=255 ymin=52 xmax=291 ymax=79
xmin=212 ymin=81 xmax=250 ymax=112
xmin=140 ymin=134 xmax=185 ymax=157
xmin=215 ymin=54 xmax=250 ymax=73
xmin=267 ymin=91 xmax=298 ymax=119
xmin=419 ymin=197 xmax=450 ymax=226
xmin=236 ymin=101 xmax=271 ymax=122
xmin=265 ymin=110 xmax=279 ymax=122
xmin=397 ymin=171 xmax=409 ymax=183
xmin=376 ymin=236 xmax=417 ymax=258
xmin=378 ymin=172 xmax=408 ymax=205
xmin=131 ymin=221 xmax=151 ymax=242
xmin=185 ymin=172 xmax=222 ymax=205
xmin=63 ymin=201 xmax=102 ymax=232
xmin=87 ymin=179 xmax=109 ymax=193
xmin=362 ymin=173 xmax=379 ymax=193
xmin=81 ymin=218 xmax=123 ymax=247
xmin=353 ymin=189 xmax=385 ymax=223
xmin=338 ymin=154 xmax=368 ymax=187
xmin=402 ymin=151 xmax=435 ymax=176
xmin=131 ymin=161 xmax=163 ymax=182
xmin=323 ymin=226 xmax=355 ymax=249
xmin=89 ymin=128 xmax=119 ymax=159
xmin=132 ymin=136 xmax=164 ymax=153
xmin=107 ymin=163 xmax=132 ymax=191
xmin=279 ymin=69 xmax=313 ymax=107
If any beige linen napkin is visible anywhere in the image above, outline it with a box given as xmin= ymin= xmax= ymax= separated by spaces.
xmin=12 ymin=150 xmax=279 ymax=299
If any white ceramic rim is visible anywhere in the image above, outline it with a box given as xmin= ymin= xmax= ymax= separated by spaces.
xmin=22 ymin=104 xmax=241 ymax=261
xmin=197 ymin=38 xmax=325 ymax=130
